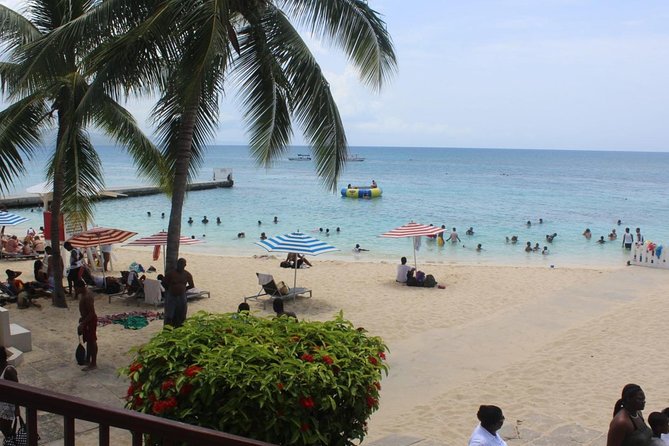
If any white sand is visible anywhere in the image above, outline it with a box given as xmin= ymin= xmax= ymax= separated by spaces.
xmin=5 ymin=248 xmax=669 ymax=443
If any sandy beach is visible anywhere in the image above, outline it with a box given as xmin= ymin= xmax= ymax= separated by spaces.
xmin=4 ymin=248 xmax=669 ymax=444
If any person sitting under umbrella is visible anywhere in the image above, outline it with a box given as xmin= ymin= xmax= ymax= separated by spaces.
xmin=283 ymin=253 xmax=312 ymax=269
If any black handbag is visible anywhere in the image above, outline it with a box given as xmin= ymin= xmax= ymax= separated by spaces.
xmin=75 ymin=335 xmax=87 ymax=365
xmin=3 ymin=415 xmax=27 ymax=446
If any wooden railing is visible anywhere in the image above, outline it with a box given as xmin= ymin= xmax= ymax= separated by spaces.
xmin=0 ymin=380 xmax=275 ymax=446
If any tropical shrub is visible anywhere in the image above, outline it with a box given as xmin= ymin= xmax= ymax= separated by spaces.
xmin=122 ymin=311 xmax=388 ymax=445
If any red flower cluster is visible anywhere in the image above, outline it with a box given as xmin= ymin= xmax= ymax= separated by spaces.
xmin=366 ymin=395 xmax=378 ymax=408
xmin=129 ymin=362 xmax=143 ymax=373
xmin=161 ymin=379 xmax=175 ymax=391
xmin=152 ymin=397 xmax=177 ymax=414
xmin=368 ymin=356 xmax=378 ymax=366
xmin=130 ymin=396 xmax=143 ymax=409
xmin=126 ymin=384 xmax=136 ymax=397
xmin=299 ymin=396 xmax=315 ymax=409
xmin=373 ymin=382 xmax=381 ymax=391
xmin=300 ymin=353 xmax=314 ymax=362
xmin=184 ymin=365 xmax=203 ymax=377
xmin=321 ymin=355 xmax=333 ymax=365
xmin=300 ymin=423 xmax=311 ymax=432
xmin=277 ymin=382 xmax=284 ymax=391
xmin=179 ymin=383 xmax=194 ymax=396
xmin=379 ymin=351 xmax=386 ymax=360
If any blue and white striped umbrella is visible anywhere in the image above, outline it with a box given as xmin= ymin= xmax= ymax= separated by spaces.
xmin=255 ymin=232 xmax=338 ymax=290
xmin=255 ymin=232 xmax=338 ymax=256
xmin=0 ymin=212 xmax=28 ymax=226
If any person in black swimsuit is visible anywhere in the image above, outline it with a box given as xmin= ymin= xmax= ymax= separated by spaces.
xmin=606 ymin=383 xmax=652 ymax=446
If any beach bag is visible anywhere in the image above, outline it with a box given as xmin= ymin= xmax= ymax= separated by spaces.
xmin=276 ymin=281 xmax=290 ymax=296
xmin=415 ymin=271 xmax=426 ymax=283
xmin=3 ymin=415 xmax=28 ymax=446
xmin=16 ymin=291 xmax=30 ymax=310
xmin=75 ymin=336 xmax=87 ymax=365
xmin=423 ymin=274 xmax=437 ymax=288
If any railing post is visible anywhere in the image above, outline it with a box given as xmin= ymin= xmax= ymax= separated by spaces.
xmin=132 ymin=431 xmax=143 ymax=446
xmin=26 ymin=407 xmax=37 ymax=446
xmin=99 ymin=424 xmax=110 ymax=446
xmin=64 ymin=415 xmax=75 ymax=445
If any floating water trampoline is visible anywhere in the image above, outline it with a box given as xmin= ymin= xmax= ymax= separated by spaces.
xmin=341 ymin=187 xmax=382 ymax=199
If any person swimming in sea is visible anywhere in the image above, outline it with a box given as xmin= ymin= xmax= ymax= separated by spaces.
xmin=546 ymin=233 xmax=557 ymax=243
xmin=353 ymin=244 xmax=369 ymax=253
xmin=216 ymin=217 xmax=221 ymax=225
xmin=202 ymin=216 xmax=209 ymax=224
xmin=273 ymin=216 xmax=278 ymax=223
xmin=187 ymin=217 xmax=193 ymax=225
xmin=466 ymin=227 xmax=474 ymax=236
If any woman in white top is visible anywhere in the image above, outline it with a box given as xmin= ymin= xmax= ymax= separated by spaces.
xmin=468 ymin=405 xmax=508 ymax=446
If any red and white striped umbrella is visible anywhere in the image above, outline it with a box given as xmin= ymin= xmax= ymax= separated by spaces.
xmin=380 ymin=222 xmax=445 ymax=238
xmin=380 ymin=222 xmax=446 ymax=270
xmin=125 ymin=232 xmax=203 ymax=246
xmin=125 ymin=232 xmax=203 ymax=271
xmin=66 ymin=227 xmax=138 ymax=248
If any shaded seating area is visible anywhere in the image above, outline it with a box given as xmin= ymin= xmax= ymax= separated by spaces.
xmin=244 ymin=273 xmax=312 ymax=309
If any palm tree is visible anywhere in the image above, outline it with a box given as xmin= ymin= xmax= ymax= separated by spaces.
xmin=50 ymin=0 xmax=396 ymax=272
xmin=0 ymin=1 xmax=165 ymax=307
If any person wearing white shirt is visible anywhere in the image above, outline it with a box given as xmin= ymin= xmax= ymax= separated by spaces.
xmin=396 ymin=256 xmax=414 ymax=283
xmin=468 ymin=405 xmax=508 ymax=446
xmin=621 ymin=228 xmax=634 ymax=250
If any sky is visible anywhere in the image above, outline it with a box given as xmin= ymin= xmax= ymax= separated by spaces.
xmin=1 ymin=0 xmax=668 ymax=152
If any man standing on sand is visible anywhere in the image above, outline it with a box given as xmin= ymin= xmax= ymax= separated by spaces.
xmin=163 ymin=258 xmax=194 ymax=328
xmin=78 ymin=289 xmax=98 ymax=371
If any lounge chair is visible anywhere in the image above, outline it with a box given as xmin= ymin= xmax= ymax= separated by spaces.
xmin=244 ymin=273 xmax=312 ymax=308
xmin=1 ymin=252 xmax=41 ymax=261
xmin=186 ymin=287 xmax=210 ymax=300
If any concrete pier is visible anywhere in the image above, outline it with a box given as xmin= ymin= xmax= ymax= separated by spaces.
xmin=0 ymin=178 xmax=233 ymax=209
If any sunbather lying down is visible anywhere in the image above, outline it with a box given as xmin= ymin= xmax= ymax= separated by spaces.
xmin=280 ymin=253 xmax=312 ymax=269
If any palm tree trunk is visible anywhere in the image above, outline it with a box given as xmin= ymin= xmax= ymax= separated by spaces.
xmin=165 ymin=99 xmax=199 ymax=272
xmin=50 ymin=116 xmax=68 ymax=308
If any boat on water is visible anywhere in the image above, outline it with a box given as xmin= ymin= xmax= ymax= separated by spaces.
xmin=346 ymin=154 xmax=365 ymax=162
xmin=288 ymin=154 xmax=311 ymax=161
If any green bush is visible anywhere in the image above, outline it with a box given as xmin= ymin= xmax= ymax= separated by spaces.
xmin=122 ymin=311 xmax=388 ymax=445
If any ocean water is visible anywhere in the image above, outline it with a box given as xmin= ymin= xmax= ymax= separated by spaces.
xmin=6 ymin=145 xmax=669 ymax=267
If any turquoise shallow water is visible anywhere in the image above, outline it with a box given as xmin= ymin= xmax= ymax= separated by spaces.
xmin=6 ymin=145 xmax=669 ymax=267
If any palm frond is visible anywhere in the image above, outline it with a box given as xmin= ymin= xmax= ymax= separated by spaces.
xmin=232 ymin=10 xmax=293 ymax=167
xmin=283 ymin=0 xmax=397 ymax=90
xmin=89 ymin=92 xmax=169 ymax=191
xmin=0 ymin=94 xmax=51 ymax=194
xmin=153 ymin=1 xmax=231 ymax=184
xmin=265 ymin=6 xmax=347 ymax=191
xmin=47 ymin=127 xmax=104 ymax=222
xmin=0 ymin=4 xmax=42 ymax=50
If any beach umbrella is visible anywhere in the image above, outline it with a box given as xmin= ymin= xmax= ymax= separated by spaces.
xmin=125 ymin=231 xmax=203 ymax=271
xmin=0 ymin=212 xmax=28 ymax=226
xmin=66 ymin=227 xmax=138 ymax=275
xmin=380 ymin=222 xmax=446 ymax=270
xmin=66 ymin=227 xmax=137 ymax=248
xmin=255 ymin=232 xmax=339 ymax=290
